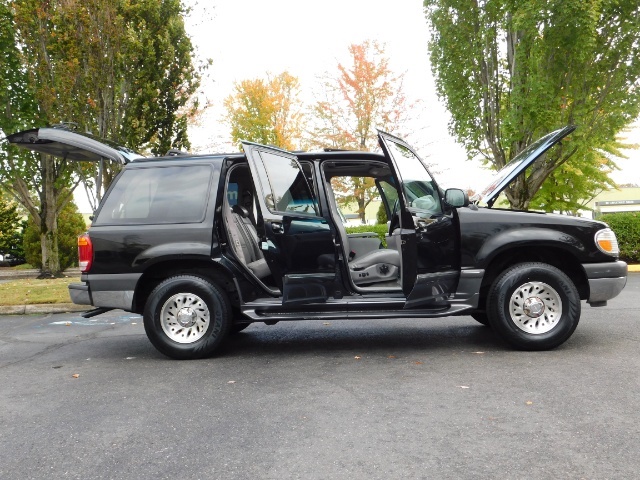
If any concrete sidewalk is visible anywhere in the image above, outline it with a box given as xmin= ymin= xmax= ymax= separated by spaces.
xmin=0 ymin=303 xmax=88 ymax=315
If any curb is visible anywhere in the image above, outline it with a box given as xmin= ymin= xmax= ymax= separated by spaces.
xmin=0 ymin=303 xmax=89 ymax=315
xmin=628 ymin=265 xmax=640 ymax=272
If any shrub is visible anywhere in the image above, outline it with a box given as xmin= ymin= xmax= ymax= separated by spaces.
xmin=345 ymin=224 xmax=389 ymax=247
xmin=599 ymin=212 xmax=640 ymax=263
xmin=0 ymin=194 xmax=24 ymax=259
xmin=23 ymin=201 xmax=87 ymax=270
xmin=376 ymin=202 xmax=388 ymax=224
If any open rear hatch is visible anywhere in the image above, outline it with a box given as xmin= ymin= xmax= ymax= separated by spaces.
xmin=6 ymin=127 xmax=141 ymax=164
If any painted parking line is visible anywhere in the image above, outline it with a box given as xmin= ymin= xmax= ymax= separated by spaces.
xmin=50 ymin=315 xmax=141 ymax=326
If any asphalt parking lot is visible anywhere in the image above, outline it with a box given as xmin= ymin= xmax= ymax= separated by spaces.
xmin=1 ymin=275 xmax=639 ymax=480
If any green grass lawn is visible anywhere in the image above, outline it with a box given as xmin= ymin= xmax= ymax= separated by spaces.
xmin=0 ymin=278 xmax=80 ymax=305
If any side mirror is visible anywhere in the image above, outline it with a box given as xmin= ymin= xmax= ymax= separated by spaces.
xmin=444 ymin=188 xmax=469 ymax=208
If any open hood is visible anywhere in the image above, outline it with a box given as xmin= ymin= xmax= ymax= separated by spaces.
xmin=474 ymin=125 xmax=576 ymax=207
xmin=5 ymin=127 xmax=142 ymax=164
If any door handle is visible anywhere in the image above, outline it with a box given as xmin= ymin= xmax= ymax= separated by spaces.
xmin=271 ymin=222 xmax=284 ymax=234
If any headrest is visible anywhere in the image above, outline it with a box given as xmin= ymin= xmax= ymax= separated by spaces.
xmin=241 ymin=189 xmax=253 ymax=209
xmin=231 ymin=204 xmax=250 ymax=218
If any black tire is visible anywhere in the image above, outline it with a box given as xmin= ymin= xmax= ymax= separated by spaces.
xmin=143 ymin=275 xmax=231 ymax=359
xmin=486 ymin=262 xmax=581 ymax=351
xmin=471 ymin=312 xmax=490 ymax=326
xmin=230 ymin=322 xmax=251 ymax=334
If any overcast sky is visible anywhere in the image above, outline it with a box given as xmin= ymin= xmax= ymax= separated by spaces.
xmin=182 ymin=0 xmax=640 ymax=190
xmin=78 ymin=0 xmax=640 ymax=212
xmin=182 ymin=0 xmax=495 ymax=191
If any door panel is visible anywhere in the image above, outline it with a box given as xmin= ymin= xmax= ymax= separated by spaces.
xmin=241 ymin=142 xmax=337 ymax=305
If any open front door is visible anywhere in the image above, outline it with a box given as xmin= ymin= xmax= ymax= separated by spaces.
xmin=378 ymin=131 xmax=459 ymax=309
xmin=241 ymin=142 xmax=337 ymax=306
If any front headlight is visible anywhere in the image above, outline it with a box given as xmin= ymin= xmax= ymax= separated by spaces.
xmin=594 ymin=228 xmax=619 ymax=256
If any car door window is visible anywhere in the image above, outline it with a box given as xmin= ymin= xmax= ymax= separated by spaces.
xmin=253 ymin=150 xmax=318 ymax=216
xmin=383 ymin=141 xmax=442 ymax=215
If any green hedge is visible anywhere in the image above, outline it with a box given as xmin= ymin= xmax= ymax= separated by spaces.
xmin=345 ymin=224 xmax=389 ymax=247
xmin=599 ymin=212 xmax=640 ymax=263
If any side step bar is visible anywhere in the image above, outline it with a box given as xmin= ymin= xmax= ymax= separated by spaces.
xmin=81 ymin=307 xmax=113 ymax=318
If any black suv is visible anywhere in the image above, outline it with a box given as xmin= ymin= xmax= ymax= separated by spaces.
xmin=8 ymin=126 xmax=627 ymax=359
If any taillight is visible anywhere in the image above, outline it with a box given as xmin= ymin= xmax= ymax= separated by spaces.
xmin=78 ymin=233 xmax=93 ymax=272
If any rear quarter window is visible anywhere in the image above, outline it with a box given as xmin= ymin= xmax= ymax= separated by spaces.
xmin=95 ymin=165 xmax=213 ymax=225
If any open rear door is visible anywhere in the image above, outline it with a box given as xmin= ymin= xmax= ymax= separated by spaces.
xmin=241 ymin=141 xmax=338 ymax=306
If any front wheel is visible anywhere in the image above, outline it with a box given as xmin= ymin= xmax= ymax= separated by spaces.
xmin=486 ymin=262 xmax=581 ymax=350
xmin=143 ymin=275 xmax=231 ymax=359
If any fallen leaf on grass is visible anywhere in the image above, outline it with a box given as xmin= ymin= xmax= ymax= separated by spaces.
xmin=72 ymin=374 xmax=80 ymax=378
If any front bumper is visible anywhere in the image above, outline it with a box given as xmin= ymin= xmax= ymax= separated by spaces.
xmin=583 ymin=261 xmax=627 ymax=305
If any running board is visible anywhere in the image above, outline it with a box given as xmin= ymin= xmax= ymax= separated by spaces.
xmin=240 ymin=300 xmax=473 ymax=322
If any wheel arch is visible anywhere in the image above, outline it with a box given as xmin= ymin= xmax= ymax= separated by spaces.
xmin=132 ymin=259 xmax=240 ymax=314
xmin=476 ymin=245 xmax=589 ymax=311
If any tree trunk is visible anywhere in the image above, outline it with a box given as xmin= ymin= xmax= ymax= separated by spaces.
xmin=38 ymin=155 xmax=63 ymax=278
xmin=357 ymin=197 xmax=366 ymax=223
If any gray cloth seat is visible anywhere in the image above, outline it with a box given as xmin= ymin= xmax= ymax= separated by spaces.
xmin=324 ymin=185 xmax=401 ymax=286
xmin=225 ymin=204 xmax=271 ymax=279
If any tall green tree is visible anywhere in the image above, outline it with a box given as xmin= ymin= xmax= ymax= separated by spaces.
xmin=224 ymin=71 xmax=304 ymax=150
xmin=0 ymin=0 xmax=201 ymax=276
xmin=425 ymin=0 xmax=640 ymax=211
xmin=309 ymin=40 xmax=411 ymax=222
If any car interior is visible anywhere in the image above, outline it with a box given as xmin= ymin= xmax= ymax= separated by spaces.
xmin=223 ymin=164 xmax=280 ymax=293
xmin=321 ymin=160 xmax=403 ymax=291
xmin=223 ymin=159 xmax=405 ymax=296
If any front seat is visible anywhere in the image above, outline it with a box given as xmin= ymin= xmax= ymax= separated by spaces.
xmin=324 ymin=185 xmax=400 ymax=286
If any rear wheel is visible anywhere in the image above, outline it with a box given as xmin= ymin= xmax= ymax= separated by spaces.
xmin=143 ymin=275 xmax=231 ymax=359
xmin=486 ymin=262 xmax=581 ymax=350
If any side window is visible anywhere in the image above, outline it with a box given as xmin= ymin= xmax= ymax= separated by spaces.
xmin=330 ymin=176 xmax=380 ymax=224
xmin=95 ymin=165 xmax=212 ymax=225
xmin=383 ymin=141 xmax=442 ymax=215
xmin=254 ymin=151 xmax=318 ymax=215
xmin=227 ymin=182 xmax=239 ymax=206
xmin=379 ymin=180 xmax=399 ymax=217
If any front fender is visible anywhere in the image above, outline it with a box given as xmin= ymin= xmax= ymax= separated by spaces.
xmin=475 ymin=227 xmax=588 ymax=268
